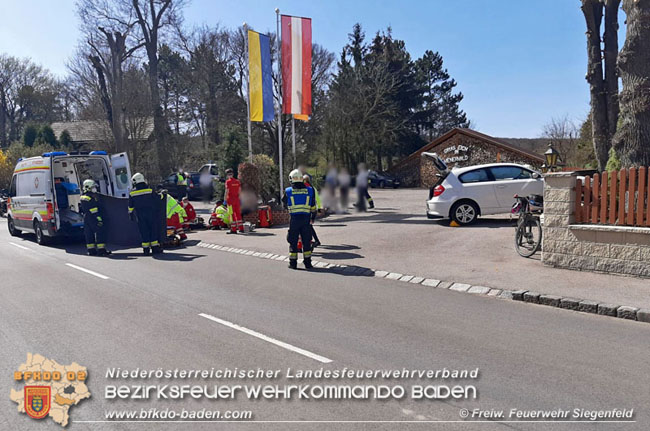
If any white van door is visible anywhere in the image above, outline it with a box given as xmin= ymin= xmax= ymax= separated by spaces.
xmin=109 ymin=153 xmax=132 ymax=198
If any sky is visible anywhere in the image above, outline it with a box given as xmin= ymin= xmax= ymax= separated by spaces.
xmin=0 ymin=0 xmax=623 ymax=138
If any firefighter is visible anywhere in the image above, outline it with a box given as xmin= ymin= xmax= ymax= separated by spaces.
xmin=166 ymin=194 xmax=187 ymax=241
xmin=80 ymin=179 xmax=110 ymax=256
xmin=224 ymin=168 xmax=244 ymax=234
xmin=128 ymin=173 xmax=163 ymax=255
xmin=282 ymin=169 xmax=316 ymax=269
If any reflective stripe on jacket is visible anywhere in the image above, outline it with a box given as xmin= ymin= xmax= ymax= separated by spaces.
xmin=285 ymin=186 xmax=316 ymax=215
xmin=166 ymin=195 xmax=187 ymax=223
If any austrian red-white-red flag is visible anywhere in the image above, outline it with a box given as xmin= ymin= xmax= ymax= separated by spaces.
xmin=281 ymin=14 xmax=312 ymax=116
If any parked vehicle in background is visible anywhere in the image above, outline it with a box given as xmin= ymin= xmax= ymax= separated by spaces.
xmin=0 ymin=189 xmax=8 ymax=217
xmin=423 ymin=152 xmax=543 ymax=225
xmin=198 ymin=163 xmax=220 ymax=181
xmin=7 ymin=150 xmax=131 ymax=244
xmin=368 ymin=170 xmax=400 ymax=188
xmin=159 ymin=172 xmax=203 ymax=200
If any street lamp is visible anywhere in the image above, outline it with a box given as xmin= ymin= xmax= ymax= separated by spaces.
xmin=544 ymin=144 xmax=560 ymax=172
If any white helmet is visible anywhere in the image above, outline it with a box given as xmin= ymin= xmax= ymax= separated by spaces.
xmin=289 ymin=169 xmax=303 ymax=183
xmin=131 ymin=172 xmax=146 ymax=186
xmin=82 ymin=179 xmax=96 ymax=193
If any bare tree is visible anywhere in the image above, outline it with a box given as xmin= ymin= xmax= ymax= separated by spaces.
xmin=541 ymin=115 xmax=578 ymax=165
xmin=613 ymin=0 xmax=650 ymax=167
xmin=0 ymin=55 xmax=58 ymax=146
xmin=581 ymin=0 xmax=620 ymax=170
xmin=131 ymin=0 xmax=187 ymax=177
xmin=76 ymin=0 xmax=144 ymax=152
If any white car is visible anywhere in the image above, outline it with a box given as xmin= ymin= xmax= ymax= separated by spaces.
xmin=424 ymin=153 xmax=543 ymax=225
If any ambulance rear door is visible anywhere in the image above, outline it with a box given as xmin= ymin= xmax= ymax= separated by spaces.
xmin=109 ymin=152 xmax=132 ymax=198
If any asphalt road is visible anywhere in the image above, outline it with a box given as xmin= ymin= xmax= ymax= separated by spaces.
xmin=190 ymin=188 xmax=650 ymax=309
xmin=1 ymin=219 xmax=649 ymax=430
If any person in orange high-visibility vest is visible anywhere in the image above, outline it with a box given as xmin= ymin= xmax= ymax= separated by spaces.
xmin=224 ymin=168 xmax=244 ymax=234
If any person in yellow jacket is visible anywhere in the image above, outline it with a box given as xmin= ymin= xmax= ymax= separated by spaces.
xmin=166 ymin=194 xmax=187 ymax=240
xmin=209 ymin=200 xmax=230 ymax=229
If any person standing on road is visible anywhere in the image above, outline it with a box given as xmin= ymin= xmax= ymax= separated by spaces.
xmin=337 ymin=168 xmax=351 ymax=213
xmin=283 ymin=169 xmax=316 ymax=269
xmin=355 ymin=163 xmax=374 ymax=211
xmin=80 ymin=179 xmax=110 ymax=256
xmin=303 ymin=174 xmax=321 ymax=248
xmin=199 ymin=170 xmax=212 ymax=202
xmin=224 ymin=168 xmax=244 ymax=234
xmin=129 ymin=173 xmax=163 ymax=255
xmin=176 ymin=169 xmax=188 ymax=199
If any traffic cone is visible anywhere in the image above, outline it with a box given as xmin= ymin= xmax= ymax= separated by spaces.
xmin=450 ymin=220 xmax=460 ymax=227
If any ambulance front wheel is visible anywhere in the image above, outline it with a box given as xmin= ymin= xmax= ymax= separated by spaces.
xmin=8 ymin=216 xmax=21 ymax=237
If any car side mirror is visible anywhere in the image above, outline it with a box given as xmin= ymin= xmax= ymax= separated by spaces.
xmin=532 ymin=172 xmax=541 ymax=179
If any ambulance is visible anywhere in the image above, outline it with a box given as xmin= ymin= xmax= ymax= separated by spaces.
xmin=7 ymin=151 xmax=131 ymax=245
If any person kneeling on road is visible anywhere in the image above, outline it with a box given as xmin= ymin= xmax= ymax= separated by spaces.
xmin=128 ymin=173 xmax=163 ymax=255
xmin=209 ymin=200 xmax=230 ymax=230
xmin=282 ymin=169 xmax=317 ymax=270
xmin=166 ymin=194 xmax=187 ymax=241
xmin=180 ymin=197 xmax=197 ymax=231
xmin=80 ymin=179 xmax=110 ymax=256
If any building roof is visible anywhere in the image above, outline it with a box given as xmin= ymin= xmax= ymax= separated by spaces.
xmin=395 ymin=128 xmax=545 ymax=168
xmin=51 ymin=119 xmax=154 ymax=143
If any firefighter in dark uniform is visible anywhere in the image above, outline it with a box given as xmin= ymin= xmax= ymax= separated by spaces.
xmin=128 ymin=173 xmax=163 ymax=255
xmin=282 ymin=169 xmax=316 ymax=269
xmin=80 ymin=179 xmax=110 ymax=256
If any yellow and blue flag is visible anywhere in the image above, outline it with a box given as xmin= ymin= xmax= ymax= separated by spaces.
xmin=248 ymin=30 xmax=274 ymax=122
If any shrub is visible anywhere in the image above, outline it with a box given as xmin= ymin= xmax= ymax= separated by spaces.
xmin=0 ymin=150 xmax=13 ymax=189
xmin=238 ymin=162 xmax=260 ymax=195
xmin=35 ymin=125 xmax=57 ymax=147
xmin=59 ymin=130 xmax=72 ymax=148
xmin=23 ymin=124 xmax=38 ymax=147
xmin=252 ymin=154 xmax=279 ymax=202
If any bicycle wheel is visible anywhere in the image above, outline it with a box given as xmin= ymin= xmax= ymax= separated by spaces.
xmin=515 ymin=217 xmax=542 ymax=258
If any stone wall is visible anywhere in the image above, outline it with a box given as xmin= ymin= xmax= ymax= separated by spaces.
xmin=542 ymin=172 xmax=650 ymax=278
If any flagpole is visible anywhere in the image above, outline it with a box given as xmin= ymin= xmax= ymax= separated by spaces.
xmin=291 ymin=115 xmax=296 ymax=167
xmin=276 ymin=8 xmax=284 ymax=194
xmin=243 ymin=23 xmax=253 ymax=163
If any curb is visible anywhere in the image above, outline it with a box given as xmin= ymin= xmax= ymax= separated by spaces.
xmin=196 ymin=241 xmax=650 ymax=325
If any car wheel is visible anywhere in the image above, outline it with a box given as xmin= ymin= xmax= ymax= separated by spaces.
xmin=379 ymin=181 xmax=386 ymax=188
xmin=451 ymin=201 xmax=479 ymax=225
xmin=8 ymin=216 xmax=21 ymax=237
xmin=34 ymin=220 xmax=49 ymax=245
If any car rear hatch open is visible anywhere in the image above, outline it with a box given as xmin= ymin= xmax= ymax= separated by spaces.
xmin=421 ymin=152 xmax=449 ymax=199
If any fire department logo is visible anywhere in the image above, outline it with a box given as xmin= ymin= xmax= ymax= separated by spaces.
xmin=24 ymin=386 xmax=51 ymax=419
xmin=11 ymin=353 xmax=91 ymax=427
xmin=34 ymin=177 xmax=40 ymax=189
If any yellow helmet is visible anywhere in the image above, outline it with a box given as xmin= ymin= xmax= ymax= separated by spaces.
xmin=289 ymin=169 xmax=303 ymax=182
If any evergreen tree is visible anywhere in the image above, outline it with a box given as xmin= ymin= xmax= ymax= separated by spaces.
xmin=415 ymin=50 xmax=468 ymax=140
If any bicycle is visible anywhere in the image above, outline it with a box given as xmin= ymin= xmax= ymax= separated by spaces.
xmin=512 ymin=194 xmax=543 ymax=258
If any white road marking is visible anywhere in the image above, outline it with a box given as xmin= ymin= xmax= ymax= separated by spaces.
xmin=9 ymin=242 xmax=30 ymax=251
xmin=65 ymin=263 xmax=109 ymax=280
xmin=199 ymin=313 xmax=332 ymax=363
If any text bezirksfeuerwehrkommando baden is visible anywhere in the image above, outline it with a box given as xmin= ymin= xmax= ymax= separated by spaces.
xmin=105 ymin=367 xmax=479 ymax=381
